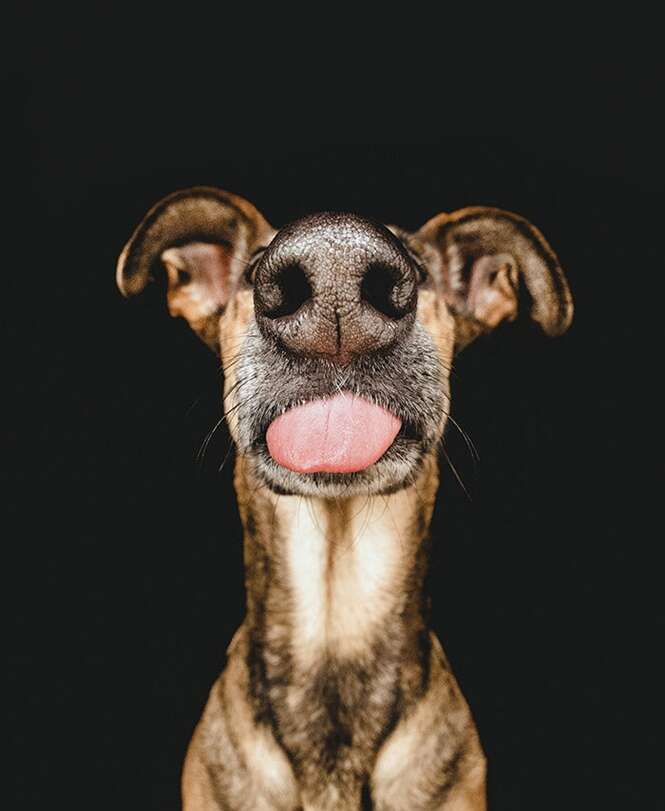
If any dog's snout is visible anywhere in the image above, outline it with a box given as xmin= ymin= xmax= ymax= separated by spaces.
xmin=254 ymin=213 xmax=417 ymax=361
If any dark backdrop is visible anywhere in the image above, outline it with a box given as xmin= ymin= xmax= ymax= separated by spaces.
xmin=8 ymin=44 xmax=664 ymax=811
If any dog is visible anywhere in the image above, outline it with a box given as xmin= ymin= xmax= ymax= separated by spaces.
xmin=117 ymin=187 xmax=573 ymax=810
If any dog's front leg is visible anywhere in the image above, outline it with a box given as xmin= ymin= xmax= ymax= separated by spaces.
xmin=182 ymin=627 xmax=301 ymax=811
xmin=370 ymin=633 xmax=486 ymax=811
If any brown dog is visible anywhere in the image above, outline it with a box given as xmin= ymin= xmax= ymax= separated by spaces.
xmin=117 ymin=188 xmax=572 ymax=810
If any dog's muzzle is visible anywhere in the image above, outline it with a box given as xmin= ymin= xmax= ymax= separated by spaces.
xmin=251 ymin=212 xmax=420 ymax=475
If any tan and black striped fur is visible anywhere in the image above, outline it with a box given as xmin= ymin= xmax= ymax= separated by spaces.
xmin=116 ymin=188 xmax=572 ymax=810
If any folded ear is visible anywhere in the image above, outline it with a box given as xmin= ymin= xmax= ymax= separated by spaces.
xmin=416 ymin=207 xmax=573 ymax=351
xmin=116 ymin=187 xmax=274 ymax=350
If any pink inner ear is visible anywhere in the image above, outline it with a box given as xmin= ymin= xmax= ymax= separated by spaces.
xmin=467 ymin=255 xmax=518 ymax=328
xmin=171 ymin=242 xmax=233 ymax=307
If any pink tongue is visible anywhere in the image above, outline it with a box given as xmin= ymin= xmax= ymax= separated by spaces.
xmin=266 ymin=393 xmax=402 ymax=473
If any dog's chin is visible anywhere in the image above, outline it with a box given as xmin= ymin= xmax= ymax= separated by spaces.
xmin=247 ymin=435 xmax=430 ymax=498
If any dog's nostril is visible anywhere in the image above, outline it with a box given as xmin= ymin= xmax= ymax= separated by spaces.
xmin=361 ymin=262 xmax=415 ymax=320
xmin=263 ymin=263 xmax=312 ymax=319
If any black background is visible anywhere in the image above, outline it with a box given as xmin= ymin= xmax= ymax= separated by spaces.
xmin=9 ymin=30 xmax=664 ymax=811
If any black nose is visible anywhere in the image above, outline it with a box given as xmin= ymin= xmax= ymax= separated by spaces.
xmin=254 ymin=213 xmax=417 ymax=361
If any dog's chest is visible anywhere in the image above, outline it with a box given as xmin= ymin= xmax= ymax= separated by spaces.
xmin=260 ymin=637 xmax=405 ymax=806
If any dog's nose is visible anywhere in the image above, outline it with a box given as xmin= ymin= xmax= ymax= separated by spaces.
xmin=254 ymin=213 xmax=417 ymax=361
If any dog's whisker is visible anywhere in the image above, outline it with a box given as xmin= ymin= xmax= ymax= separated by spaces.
xmin=196 ymin=388 xmax=259 ymax=468
xmin=217 ymin=438 xmax=236 ymax=475
xmin=446 ymin=412 xmax=480 ymax=463
xmin=440 ymin=444 xmax=472 ymax=502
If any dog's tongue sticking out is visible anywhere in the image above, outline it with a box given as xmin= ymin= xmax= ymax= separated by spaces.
xmin=266 ymin=393 xmax=401 ymax=474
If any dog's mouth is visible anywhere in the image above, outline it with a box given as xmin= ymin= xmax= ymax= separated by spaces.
xmin=247 ymin=388 xmax=427 ymax=497
xmin=265 ymin=392 xmax=403 ymax=474
xmin=233 ymin=321 xmax=446 ymax=496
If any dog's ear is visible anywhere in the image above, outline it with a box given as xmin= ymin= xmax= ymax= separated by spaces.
xmin=416 ymin=207 xmax=573 ymax=351
xmin=116 ymin=187 xmax=274 ymax=350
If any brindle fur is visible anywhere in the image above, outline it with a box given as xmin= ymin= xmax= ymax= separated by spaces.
xmin=117 ymin=188 xmax=572 ymax=810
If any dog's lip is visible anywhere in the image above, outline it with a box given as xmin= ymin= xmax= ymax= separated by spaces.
xmin=253 ymin=410 xmax=423 ymax=480
xmin=259 ymin=420 xmax=420 ymax=445
xmin=264 ymin=393 xmax=404 ymax=474
xmin=254 ymin=394 xmax=422 ymax=449
xmin=250 ymin=424 xmax=427 ymax=497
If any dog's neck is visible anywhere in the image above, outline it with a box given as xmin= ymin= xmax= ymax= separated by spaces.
xmin=235 ymin=455 xmax=439 ymax=664
xmin=232 ymin=456 xmax=441 ymax=802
